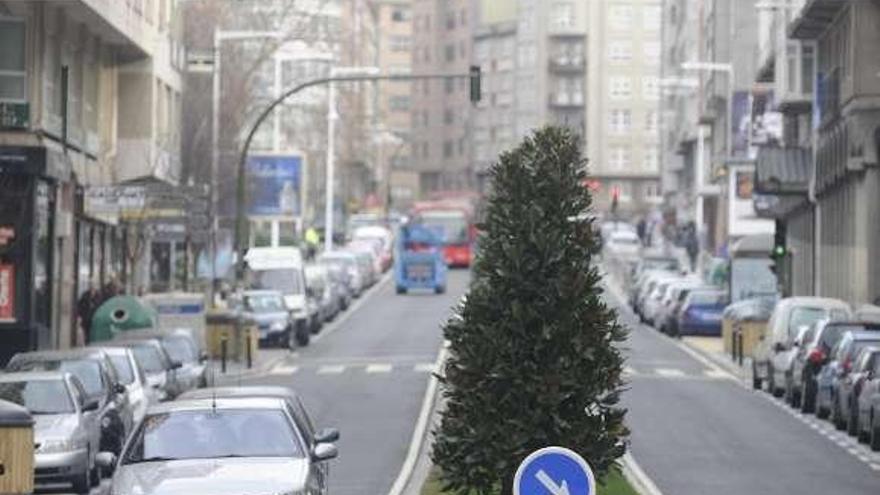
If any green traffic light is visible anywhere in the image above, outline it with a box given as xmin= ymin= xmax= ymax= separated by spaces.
xmin=773 ymin=245 xmax=786 ymax=257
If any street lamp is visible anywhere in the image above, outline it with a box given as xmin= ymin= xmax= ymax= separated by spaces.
xmin=210 ymin=29 xmax=283 ymax=299
xmin=681 ymin=61 xmax=735 ymax=242
xmin=324 ymin=66 xmax=381 ymax=252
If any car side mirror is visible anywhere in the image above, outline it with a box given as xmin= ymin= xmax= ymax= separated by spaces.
xmin=314 ymin=427 xmax=340 ymax=444
xmin=95 ymin=452 xmax=117 ymax=469
xmin=311 ymin=443 xmax=338 ymax=462
xmin=114 ymin=383 xmax=127 ymax=395
xmin=773 ymin=342 xmax=785 ymax=353
xmin=83 ymin=399 xmax=100 ymax=412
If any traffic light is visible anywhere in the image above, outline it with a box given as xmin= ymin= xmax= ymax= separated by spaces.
xmin=469 ymin=65 xmax=482 ymax=104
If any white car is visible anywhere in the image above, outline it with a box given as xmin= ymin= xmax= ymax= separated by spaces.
xmin=605 ymin=230 xmax=641 ymax=259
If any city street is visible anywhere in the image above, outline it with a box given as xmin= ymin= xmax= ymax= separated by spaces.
xmin=221 ymin=271 xmax=469 ymax=495
xmin=606 ymin=283 xmax=880 ymax=495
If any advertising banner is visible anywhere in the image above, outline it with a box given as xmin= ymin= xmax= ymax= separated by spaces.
xmin=0 ymin=263 xmax=14 ymax=322
xmin=246 ymin=155 xmax=302 ymax=216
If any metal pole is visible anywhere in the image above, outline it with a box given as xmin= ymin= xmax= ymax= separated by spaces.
xmin=210 ymin=31 xmax=221 ymax=304
xmin=220 ymin=335 xmax=228 ymax=373
xmin=324 ymin=80 xmax=337 ymax=252
xmin=696 ymin=123 xmax=705 ymax=243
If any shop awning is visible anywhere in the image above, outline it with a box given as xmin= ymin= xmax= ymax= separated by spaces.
xmin=754 ymin=147 xmax=811 ymax=196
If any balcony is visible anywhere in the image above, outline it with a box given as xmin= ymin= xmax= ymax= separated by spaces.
xmin=75 ymin=0 xmax=155 ymax=58
xmin=548 ymin=55 xmax=586 ymax=73
xmin=788 ymin=0 xmax=849 ymax=40
xmin=548 ymin=92 xmax=585 ymax=108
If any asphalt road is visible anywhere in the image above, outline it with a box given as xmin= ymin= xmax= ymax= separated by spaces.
xmin=230 ymin=270 xmax=469 ymax=495
xmin=609 ymin=283 xmax=880 ymax=495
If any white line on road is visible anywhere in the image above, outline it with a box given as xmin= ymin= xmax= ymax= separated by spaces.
xmin=622 ymin=452 xmax=665 ymax=495
xmin=702 ymin=369 xmax=731 ymax=380
xmin=366 ymin=364 xmax=393 ymax=374
xmin=269 ymin=365 xmax=299 ymax=375
xmin=654 ymin=368 xmax=686 ymax=378
xmin=317 ymin=365 xmax=346 ymax=375
xmin=413 ymin=363 xmax=436 ymax=373
xmin=387 ymin=346 xmax=449 ymax=495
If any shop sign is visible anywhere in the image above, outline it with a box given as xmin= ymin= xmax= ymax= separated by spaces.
xmin=0 ymin=102 xmax=29 ymax=130
xmin=0 ymin=264 xmax=14 ymax=322
xmin=0 ymin=227 xmax=14 ymax=246
xmin=84 ymin=186 xmax=146 ymax=216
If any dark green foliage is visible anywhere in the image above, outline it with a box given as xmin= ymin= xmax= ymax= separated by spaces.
xmin=432 ymin=127 xmax=629 ymax=495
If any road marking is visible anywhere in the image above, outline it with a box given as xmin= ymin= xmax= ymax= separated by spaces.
xmin=654 ymin=368 xmax=685 ymax=378
xmin=703 ymin=369 xmax=730 ymax=380
xmin=621 ymin=452 xmax=665 ymax=495
xmin=387 ymin=346 xmax=449 ymax=495
xmin=270 ymin=365 xmax=299 ymax=375
xmin=623 ymin=366 xmax=637 ymax=376
xmin=870 ymin=463 xmax=880 ymax=471
xmin=317 ymin=365 xmax=346 ymax=375
xmin=366 ymin=364 xmax=393 ymax=374
xmin=414 ymin=363 xmax=436 ymax=373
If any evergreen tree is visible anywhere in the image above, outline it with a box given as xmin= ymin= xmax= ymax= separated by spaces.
xmin=432 ymin=127 xmax=628 ymax=494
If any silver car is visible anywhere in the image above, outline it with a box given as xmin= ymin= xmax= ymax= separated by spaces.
xmin=96 ymin=346 xmax=156 ymax=425
xmin=0 ymin=372 xmax=102 ymax=494
xmin=104 ymin=397 xmax=338 ymax=495
xmin=159 ymin=331 xmax=208 ymax=392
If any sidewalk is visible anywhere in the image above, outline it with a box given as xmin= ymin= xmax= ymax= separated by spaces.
xmin=681 ymin=336 xmax=752 ymax=382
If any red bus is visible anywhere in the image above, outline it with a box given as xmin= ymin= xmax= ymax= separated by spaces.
xmin=411 ymin=201 xmax=475 ymax=268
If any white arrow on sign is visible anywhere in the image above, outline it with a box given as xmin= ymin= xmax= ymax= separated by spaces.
xmin=536 ymin=470 xmax=570 ymax=495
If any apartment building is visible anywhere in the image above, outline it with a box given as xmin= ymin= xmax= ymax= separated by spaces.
xmin=586 ymin=0 xmax=662 ymax=215
xmin=752 ymin=0 xmax=880 ymax=304
xmin=0 ymin=0 xmax=184 ymax=363
xmin=411 ymin=0 xmax=474 ymax=196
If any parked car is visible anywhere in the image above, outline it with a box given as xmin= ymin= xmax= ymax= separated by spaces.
xmin=0 ymin=372 xmax=102 ymax=494
xmin=629 ymin=268 xmax=676 ymax=309
xmin=306 ymin=264 xmax=341 ymax=323
xmin=604 ymin=230 xmax=641 ymax=260
xmin=855 ymin=348 xmax=880 ymax=450
xmin=779 ymin=324 xmax=817 ymax=408
xmin=235 ymin=290 xmax=302 ymax=348
xmin=815 ymin=326 xmax=880 ymax=423
xmin=5 ymin=348 xmax=129 ymax=455
xmin=245 ymin=247 xmax=313 ymax=345
xmin=324 ymin=263 xmax=353 ymax=311
xmin=159 ymin=331 xmax=207 ymax=392
xmin=93 ymin=346 xmax=154 ymax=426
xmin=832 ymin=341 xmax=880 ymax=433
xmin=635 ymin=272 xmax=679 ymax=321
xmin=630 ymin=253 xmax=681 ymax=283
xmin=790 ymin=319 xmax=845 ymax=413
xmin=352 ymin=225 xmax=394 ymax=272
xmin=676 ymin=288 xmax=727 ymax=336
xmin=347 ymin=248 xmax=379 ymax=287
xmin=319 ymin=251 xmax=365 ymax=297
xmin=178 ymin=386 xmax=340 ymax=457
xmin=349 ymin=240 xmax=384 ymax=278
xmin=657 ymin=280 xmax=705 ymax=336
xmin=752 ymin=297 xmax=852 ymax=395
xmin=117 ymin=339 xmax=183 ymax=401
xmin=105 ymin=397 xmax=338 ymax=495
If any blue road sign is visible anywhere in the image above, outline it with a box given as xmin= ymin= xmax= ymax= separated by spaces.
xmin=513 ymin=447 xmax=596 ymax=495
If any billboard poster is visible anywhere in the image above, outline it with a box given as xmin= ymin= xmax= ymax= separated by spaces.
xmin=749 ymin=90 xmax=783 ymax=156
xmin=732 ymin=91 xmax=751 ymax=158
xmin=728 ymin=167 xmax=774 ymax=238
xmin=246 ymin=155 xmax=302 ymax=216
xmin=0 ymin=263 xmax=14 ymax=322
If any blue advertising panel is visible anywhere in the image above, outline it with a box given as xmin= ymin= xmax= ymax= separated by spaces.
xmin=246 ymin=154 xmax=302 ymax=216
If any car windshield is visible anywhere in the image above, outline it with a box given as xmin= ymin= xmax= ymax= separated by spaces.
xmin=131 ymin=346 xmax=166 ymax=374
xmin=244 ymin=294 xmax=286 ymax=313
xmin=162 ymin=338 xmax=196 ymax=364
xmin=643 ymin=258 xmax=679 ymax=271
xmin=850 ymin=340 xmax=880 ymax=360
xmin=689 ymin=292 xmax=725 ymax=305
xmin=11 ymin=359 xmax=104 ymax=399
xmin=789 ymin=307 xmax=829 ymax=339
xmin=123 ymin=409 xmax=303 ymax=463
xmin=0 ymin=380 xmax=74 ymax=414
xmin=818 ymin=324 xmax=857 ymax=351
xmin=109 ymin=355 xmax=135 ymax=385
xmin=251 ymin=269 xmax=304 ymax=295
xmin=419 ymin=213 xmax=469 ymax=243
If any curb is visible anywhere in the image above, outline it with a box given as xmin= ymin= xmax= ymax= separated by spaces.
xmin=621 ymin=453 xmax=665 ymax=495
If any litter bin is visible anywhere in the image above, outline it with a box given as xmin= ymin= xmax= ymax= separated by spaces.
xmin=205 ymin=310 xmax=258 ymax=365
xmin=0 ymin=399 xmax=34 ymax=495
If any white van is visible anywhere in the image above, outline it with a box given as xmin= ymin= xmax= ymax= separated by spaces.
xmin=244 ymin=247 xmax=313 ymax=346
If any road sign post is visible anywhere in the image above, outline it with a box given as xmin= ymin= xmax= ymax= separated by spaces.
xmin=514 ymin=447 xmax=596 ymax=495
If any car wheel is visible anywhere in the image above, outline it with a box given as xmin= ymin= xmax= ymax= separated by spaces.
xmin=783 ymin=374 xmax=794 ymax=405
xmin=294 ymin=324 xmax=310 ymax=347
xmin=870 ymin=411 xmax=880 ymax=452
xmin=801 ymin=380 xmax=815 ymax=414
xmin=435 ymin=285 xmax=446 ymax=294
xmin=768 ymin=366 xmax=783 ymax=397
xmin=752 ymin=363 xmax=762 ymax=390
xmin=396 ymin=286 xmax=406 ymax=294
xmin=71 ymin=452 xmax=92 ymax=494
xmin=833 ymin=396 xmax=846 ymax=430
xmin=848 ymin=400 xmax=860 ymax=437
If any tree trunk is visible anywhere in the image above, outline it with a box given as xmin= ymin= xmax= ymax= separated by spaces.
xmin=500 ymin=473 xmax=514 ymax=495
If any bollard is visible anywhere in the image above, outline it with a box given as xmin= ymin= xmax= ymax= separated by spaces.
xmin=221 ymin=335 xmax=228 ymax=374
xmin=246 ymin=328 xmax=253 ymax=369
xmin=731 ymin=328 xmax=738 ymax=362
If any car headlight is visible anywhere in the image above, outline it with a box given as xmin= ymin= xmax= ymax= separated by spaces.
xmin=271 ymin=321 xmax=287 ymax=332
xmin=38 ymin=438 xmax=86 ymax=454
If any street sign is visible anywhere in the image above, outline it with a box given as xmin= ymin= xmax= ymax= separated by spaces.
xmin=513 ymin=447 xmax=596 ymax=495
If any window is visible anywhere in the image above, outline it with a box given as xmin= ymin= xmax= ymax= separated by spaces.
xmin=645 ymin=111 xmax=658 ymax=133
xmin=643 ymin=147 xmax=659 ymax=171
xmin=644 ymin=182 xmax=661 ymax=200
xmin=609 ymin=147 xmax=630 ymax=171
xmin=609 ymin=109 xmax=631 ymax=134
xmin=643 ymin=6 xmax=662 ymax=31
xmin=609 ymin=5 xmax=633 ymax=29
xmin=390 ymin=35 xmax=411 ymax=52
xmin=443 ymin=141 xmax=454 ymax=158
xmin=392 ymin=8 xmax=409 ymax=22
xmin=0 ymin=18 xmax=26 ymax=102
xmin=643 ymin=42 xmax=661 ymax=62
xmin=551 ymin=2 xmax=574 ymax=29
xmin=390 ymin=96 xmax=410 ymax=111
xmin=444 ymin=108 xmax=454 ymax=124
xmin=446 ymin=12 xmax=456 ymax=30
xmin=609 ymin=42 xmax=632 ymax=63
xmin=642 ymin=77 xmax=659 ymax=100
xmin=445 ymin=78 xmax=455 ymax=94
xmin=445 ymin=44 xmax=455 ymax=63
xmin=609 ymin=77 xmax=631 ymax=99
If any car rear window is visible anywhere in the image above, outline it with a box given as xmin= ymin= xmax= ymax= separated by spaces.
xmin=788 ymin=307 xmax=828 ymax=339
xmin=688 ymin=291 xmax=726 ymax=305
xmin=109 ymin=355 xmax=135 ymax=385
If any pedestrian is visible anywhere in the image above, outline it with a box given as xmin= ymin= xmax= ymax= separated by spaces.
xmin=76 ymin=284 xmax=101 ymax=345
xmin=304 ymin=226 xmax=320 ymax=260
xmin=100 ymin=274 xmax=122 ymax=305
xmin=685 ymin=223 xmax=699 ymax=273
xmin=636 ymin=218 xmax=647 ymax=246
